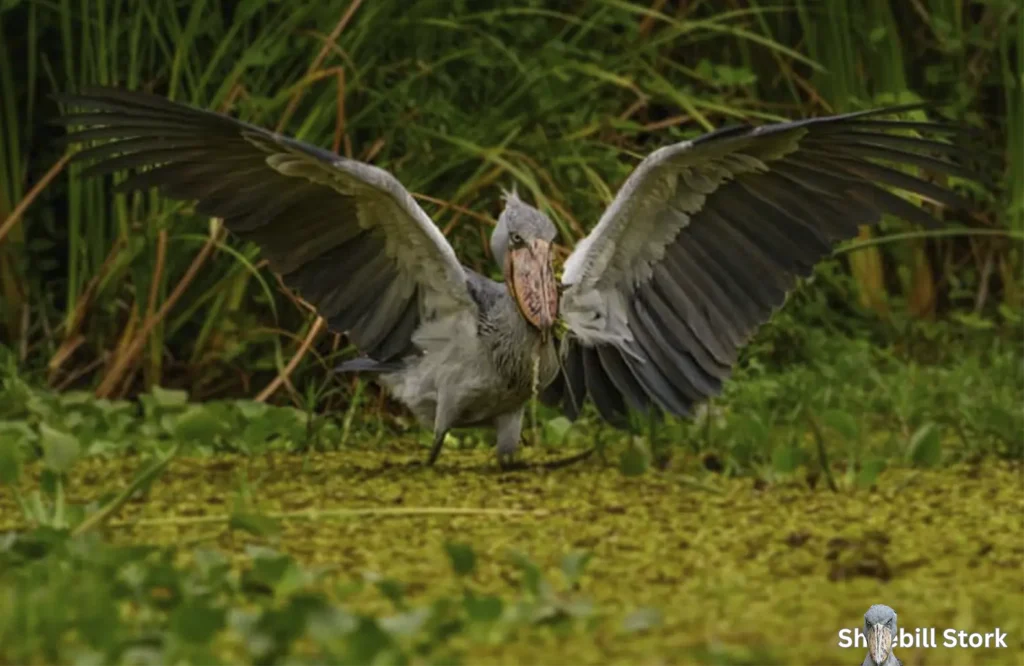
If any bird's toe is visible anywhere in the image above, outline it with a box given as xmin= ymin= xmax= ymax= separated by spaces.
xmin=497 ymin=451 xmax=527 ymax=471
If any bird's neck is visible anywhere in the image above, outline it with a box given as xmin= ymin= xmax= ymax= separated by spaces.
xmin=498 ymin=288 xmax=546 ymax=344
xmin=492 ymin=289 xmax=559 ymax=388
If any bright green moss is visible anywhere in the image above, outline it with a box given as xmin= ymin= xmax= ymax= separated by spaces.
xmin=3 ymin=448 xmax=1019 ymax=665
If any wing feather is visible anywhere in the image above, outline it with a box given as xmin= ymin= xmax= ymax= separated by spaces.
xmin=58 ymin=87 xmax=477 ymax=362
xmin=557 ymin=105 xmax=975 ymax=423
xmin=581 ymin=346 xmax=629 ymax=426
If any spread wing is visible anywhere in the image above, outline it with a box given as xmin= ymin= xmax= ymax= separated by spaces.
xmin=57 ymin=87 xmax=478 ymax=362
xmin=548 ymin=105 xmax=974 ymax=424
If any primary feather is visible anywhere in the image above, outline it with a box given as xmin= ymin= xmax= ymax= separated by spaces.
xmin=556 ymin=104 xmax=973 ymax=420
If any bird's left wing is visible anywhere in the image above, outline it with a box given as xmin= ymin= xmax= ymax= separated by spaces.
xmin=550 ymin=105 xmax=974 ymax=424
xmin=57 ymin=87 xmax=479 ymax=362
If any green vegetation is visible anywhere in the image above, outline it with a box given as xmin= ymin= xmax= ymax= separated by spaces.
xmin=0 ymin=0 xmax=1019 ymax=397
xmin=1 ymin=453 xmax=1021 ymax=666
xmin=1 ymin=325 xmax=1022 ymax=664
xmin=0 ymin=0 xmax=1021 ymax=664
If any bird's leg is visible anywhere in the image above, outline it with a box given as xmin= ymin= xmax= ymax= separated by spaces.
xmin=426 ymin=393 xmax=458 ymax=466
xmin=427 ymin=429 xmax=449 ymax=466
xmin=494 ymin=409 xmax=525 ymax=470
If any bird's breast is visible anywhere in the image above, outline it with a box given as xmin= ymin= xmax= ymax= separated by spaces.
xmin=501 ymin=335 xmax=559 ymax=396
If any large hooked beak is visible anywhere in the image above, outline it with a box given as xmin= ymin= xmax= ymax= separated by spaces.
xmin=866 ymin=623 xmax=893 ymax=665
xmin=505 ymin=238 xmax=558 ymax=335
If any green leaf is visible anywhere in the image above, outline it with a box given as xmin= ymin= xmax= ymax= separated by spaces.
xmin=38 ymin=424 xmax=81 ymax=474
xmin=998 ymin=303 xmax=1022 ymax=324
xmin=235 ymin=400 xmax=268 ymax=419
xmin=26 ymin=490 xmax=49 ymax=524
xmin=151 ymin=385 xmax=189 ymax=407
xmin=619 ymin=442 xmax=649 ymax=477
xmin=58 ymin=391 xmax=93 ymax=406
xmin=543 ymin=416 xmax=573 ymax=443
xmin=951 ymin=312 xmax=995 ymax=329
xmin=444 ymin=541 xmax=476 ymax=577
xmin=771 ymin=444 xmax=802 ymax=474
xmin=143 ymin=560 xmax=183 ymax=609
xmin=560 ymin=550 xmax=592 ymax=587
xmin=167 ymin=405 xmax=226 ymax=443
xmin=193 ymin=548 xmax=230 ymax=579
xmin=464 ymin=592 xmax=504 ymax=623
xmin=39 ymin=469 xmax=60 ymax=498
xmin=0 ymin=440 xmax=22 ymax=485
xmin=346 ymin=617 xmax=396 ymax=665
xmin=241 ymin=548 xmax=294 ymax=593
xmin=856 ymin=458 xmax=887 ymax=489
xmin=821 ymin=409 xmax=860 ymax=441
xmin=510 ymin=551 xmax=552 ymax=601
xmin=909 ymin=423 xmax=942 ymax=468
xmin=170 ymin=599 xmax=226 ymax=643
xmin=140 ymin=391 xmax=182 ymax=419
xmin=286 ymin=593 xmax=329 ymax=632
xmin=262 ymin=407 xmax=306 ymax=442
xmin=0 ymin=421 xmax=35 ymax=442
xmin=375 ymin=578 xmax=406 ymax=610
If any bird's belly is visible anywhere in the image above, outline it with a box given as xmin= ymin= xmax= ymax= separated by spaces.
xmin=379 ymin=336 xmax=558 ymax=428
xmin=385 ymin=373 xmax=531 ymax=428
xmin=454 ymin=385 xmax=533 ymax=426
xmin=457 ymin=336 xmax=559 ymax=423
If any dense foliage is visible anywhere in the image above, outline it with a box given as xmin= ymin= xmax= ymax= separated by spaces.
xmin=0 ymin=0 xmax=1020 ymax=407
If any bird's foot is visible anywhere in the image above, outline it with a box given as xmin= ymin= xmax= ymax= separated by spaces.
xmin=536 ymin=447 xmax=596 ymax=469
xmin=495 ymin=446 xmax=597 ymax=471
xmin=497 ymin=450 xmax=528 ymax=471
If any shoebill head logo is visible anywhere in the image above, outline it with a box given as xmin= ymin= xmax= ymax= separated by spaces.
xmin=863 ymin=605 xmax=901 ymax=666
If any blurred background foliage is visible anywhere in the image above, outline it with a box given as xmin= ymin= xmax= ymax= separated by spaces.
xmin=0 ymin=0 xmax=1020 ymax=412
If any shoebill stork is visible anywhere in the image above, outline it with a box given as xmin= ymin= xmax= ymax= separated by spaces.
xmin=862 ymin=605 xmax=902 ymax=666
xmin=57 ymin=88 xmax=972 ymax=466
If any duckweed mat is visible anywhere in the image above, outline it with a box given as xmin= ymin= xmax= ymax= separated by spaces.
xmin=3 ymin=447 xmax=1020 ymax=665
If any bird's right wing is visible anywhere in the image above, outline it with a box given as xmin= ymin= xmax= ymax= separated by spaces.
xmin=548 ymin=105 xmax=975 ymax=424
xmin=58 ymin=87 xmax=479 ymax=361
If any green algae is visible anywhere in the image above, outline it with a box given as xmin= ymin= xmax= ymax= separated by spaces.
xmin=3 ymin=447 xmax=1020 ymax=665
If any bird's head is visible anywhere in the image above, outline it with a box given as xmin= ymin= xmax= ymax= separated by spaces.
xmin=492 ymin=188 xmax=559 ymax=333
xmin=863 ymin=605 xmax=898 ymax=665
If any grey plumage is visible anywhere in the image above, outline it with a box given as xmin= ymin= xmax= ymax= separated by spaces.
xmin=377 ymin=269 xmax=559 ymax=462
xmin=556 ymin=104 xmax=974 ymax=421
xmin=57 ymin=88 xmax=974 ymax=465
xmin=862 ymin=604 xmax=902 ymax=666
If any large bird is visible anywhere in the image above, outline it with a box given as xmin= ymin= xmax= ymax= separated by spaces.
xmin=862 ymin=604 xmax=903 ymax=666
xmin=57 ymin=88 xmax=972 ymax=466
